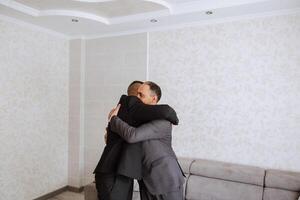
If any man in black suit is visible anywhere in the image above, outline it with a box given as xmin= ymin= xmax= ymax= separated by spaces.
xmin=93 ymin=81 xmax=179 ymax=200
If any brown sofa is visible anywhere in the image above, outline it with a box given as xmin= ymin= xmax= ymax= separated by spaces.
xmin=85 ymin=158 xmax=300 ymax=200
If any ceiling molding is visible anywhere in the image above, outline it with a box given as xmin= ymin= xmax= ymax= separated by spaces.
xmin=109 ymin=9 xmax=169 ymax=24
xmin=0 ymin=0 xmax=275 ymax=26
xmin=143 ymin=0 xmax=173 ymax=13
xmin=1 ymin=0 xmax=300 ymax=37
xmin=0 ymin=0 xmax=171 ymax=25
xmin=76 ymin=8 xmax=300 ymax=40
xmin=71 ymin=0 xmax=174 ymax=13
xmin=0 ymin=0 xmax=111 ymax=24
xmin=0 ymin=0 xmax=39 ymax=16
xmin=170 ymin=0 xmax=268 ymax=15
xmin=71 ymin=0 xmax=114 ymax=2
xmin=40 ymin=10 xmax=110 ymax=24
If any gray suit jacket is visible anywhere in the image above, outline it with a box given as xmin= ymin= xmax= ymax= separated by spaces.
xmin=110 ymin=116 xmax=184 ymax=195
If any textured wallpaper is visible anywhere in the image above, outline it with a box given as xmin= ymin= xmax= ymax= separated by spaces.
xmin=0 ymin=20 xmax=69 ymax=199
xmin=84 ymin=34 xmax=147 ymax=184
xmin=148 ymin=14 xmax=300 ymax=172
xmin=68 ymin=39 xmax=83 ymax=188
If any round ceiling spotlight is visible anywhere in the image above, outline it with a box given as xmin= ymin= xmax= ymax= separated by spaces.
xmin=150 ymin=19 xmax=158 ymax=23
xmin=71 ymin=19 xmax=79 ymax=22
xmin=206 ymin=11 xmax=213 ymax=15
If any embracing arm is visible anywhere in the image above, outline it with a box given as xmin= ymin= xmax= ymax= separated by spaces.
xmin=110 ymin=116 xmax=170 ymax=143
xmin=130 ymin=100 xmax=179 ymax=125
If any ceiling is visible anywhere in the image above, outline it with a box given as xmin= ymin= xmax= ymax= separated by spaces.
xmin=0 ymin=0 xmax=300 ymax=38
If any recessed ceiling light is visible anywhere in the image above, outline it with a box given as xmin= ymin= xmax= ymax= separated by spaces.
xmin=150 ymin=19 xmax=158 ymax=23
xmin=206 ymin=11 xmax=213 ymax=15
xmin=71 ymin=19 xmax=79 ymax=22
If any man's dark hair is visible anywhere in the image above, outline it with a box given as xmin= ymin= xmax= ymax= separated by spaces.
xmin=128 ymin=80 xmax=143 ymax=87
xmin=144 ymin=81 xmax=162 ymax=102
xmin=127 ymin=80 xmax=143 ymax=96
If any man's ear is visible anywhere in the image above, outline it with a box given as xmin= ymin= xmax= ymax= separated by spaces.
xmin=152 ymin=95 xmax=158 ymax=103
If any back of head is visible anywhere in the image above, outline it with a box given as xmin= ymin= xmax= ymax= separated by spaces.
xmin=127 ymin=80 xmax=143 ymax=96
xmin=144 ymin=81 xmax=162 ymax=102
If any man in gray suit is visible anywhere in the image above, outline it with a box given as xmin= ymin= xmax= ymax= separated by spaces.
xmin=108 ymin=81 xmax=185 ymax=200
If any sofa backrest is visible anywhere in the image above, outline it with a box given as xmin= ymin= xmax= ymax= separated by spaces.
xmin=189 ymin=159 xmax=265 ymax=186
xmin=263 ymin=169 xmax=300 ymax=200
xmin=84 ymin=157 xmax=300 ymax=200
xmin=185 ymin=159 xmax=265 ymax=200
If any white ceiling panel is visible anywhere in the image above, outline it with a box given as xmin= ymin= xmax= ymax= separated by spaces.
xmin=0 ymin=0 xmax=299 ymax=38
xmin=14 ymin=0 xmax=166 ymax=17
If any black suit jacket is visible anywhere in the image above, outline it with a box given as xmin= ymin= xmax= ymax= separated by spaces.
xmin=93 ymin=95 xmax=178 ymax=179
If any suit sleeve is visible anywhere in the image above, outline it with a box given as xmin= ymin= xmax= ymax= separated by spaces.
xmin=130 ymin=101 xmax=179 ymax=125
xmin=110 ymin=116 xmax=170 ymax=143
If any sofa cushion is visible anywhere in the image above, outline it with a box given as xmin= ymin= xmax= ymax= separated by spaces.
xmin=263 ymin=188 xmax=300 ymax=200
xmin=178 ymin=158 xmax=195 ymax=174
xmin=190 ymin=159 xmax=265 ymax=186
xmin=265 ymin=169 xmax=300 ymax=191
xmin=186 ymin=175 xmax=263 ymax=200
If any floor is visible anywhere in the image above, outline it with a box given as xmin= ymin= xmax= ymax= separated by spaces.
xmin=47 ymin=191 xmax=84 ymax=200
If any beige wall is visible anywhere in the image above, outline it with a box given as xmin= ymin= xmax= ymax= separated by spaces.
xmin=148 ymin=13 xmax=300 ymax=171
xmin=83 ymin=33 xmax=147 ymax=184
xmin=0 ymin=19 xmax=69 ymax=199
xmin=81 ymin=14 xmax=300 ymax=186
xmin=69 ymin=39 xmax=84 ymax=188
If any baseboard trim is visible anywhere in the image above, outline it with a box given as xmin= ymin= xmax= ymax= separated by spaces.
xmin=33 ymin=186 xmax=68 ymax=200
xmin=67 ymin=185 xmax=84 ymax=193
xmin=33 ymin=185 xmax=83 ymax=200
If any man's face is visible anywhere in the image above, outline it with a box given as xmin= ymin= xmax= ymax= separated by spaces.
xmin=137 ymin=84 xmax=157 ymax=105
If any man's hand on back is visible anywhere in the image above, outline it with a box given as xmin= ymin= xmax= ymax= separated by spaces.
xmin=108 ymin=104 xmax=121 ymax=122
xmin=104 ymin=127 xmax=108 ymax=144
